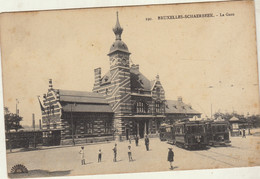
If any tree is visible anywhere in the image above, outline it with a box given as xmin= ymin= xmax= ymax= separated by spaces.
xmin=4 ymin=107 xmax=23 ymax=132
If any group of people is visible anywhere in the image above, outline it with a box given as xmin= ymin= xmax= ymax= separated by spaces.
xmin=79 ymin=135 xmax=175 ymax=170
xmin=113 ymin=135 xmax=150 ymax=162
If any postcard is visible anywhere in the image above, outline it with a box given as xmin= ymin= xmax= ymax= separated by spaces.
xmin=0 ymin=0 xmax=259 ymax=178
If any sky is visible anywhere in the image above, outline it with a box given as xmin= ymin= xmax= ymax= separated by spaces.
xmin=0 ymin=1 xmax=259 ymax=126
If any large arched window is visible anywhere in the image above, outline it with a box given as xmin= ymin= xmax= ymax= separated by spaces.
xmin=134 ymin=101 xmax=149 ymax=114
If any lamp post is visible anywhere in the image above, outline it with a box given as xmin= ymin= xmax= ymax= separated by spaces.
xmin=71 ymin=103 xmax=76 ymax=146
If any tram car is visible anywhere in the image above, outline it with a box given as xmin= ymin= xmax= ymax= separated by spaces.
xmin=164 ymin=121 xmax=208 ymax=149
xmin=159 ymin=123 xmax=172 ymax=141
xmin=205 ymin=120 xmax=231 ymax=146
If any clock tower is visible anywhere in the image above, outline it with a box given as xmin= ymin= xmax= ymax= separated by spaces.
xmin=107 ymin=12 xmax=132 ymax=140
xmin=108 ymin=12 xmax=131 ymax=70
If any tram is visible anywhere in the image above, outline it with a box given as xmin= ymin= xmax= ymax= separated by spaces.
xmin=160 ymin=120 xmax=208 ymax=149
xmin=159 ymin=123 xmax=172 ymax=141
xmin=172 ymin=121 xmax=208 ymax=149
xmin=205 ymin=120 xmax=231 ymax=146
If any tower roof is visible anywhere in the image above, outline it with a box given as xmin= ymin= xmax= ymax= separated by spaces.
xmin=113 ymin=12 xmax=123 ymax=41
xmin=108 ymin=12 xmax=130 ymax=55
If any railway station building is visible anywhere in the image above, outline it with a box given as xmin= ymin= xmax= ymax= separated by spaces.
xmin=39 ymin=13 xmax=200 ymax=144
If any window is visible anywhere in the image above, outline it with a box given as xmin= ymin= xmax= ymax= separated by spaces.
xmin=85 ymin=122 xmax=93 ymax=134
xmin=105 ymin=122 xmax=112 ymax=134
xmin=134 ymin=101 xmax=149 ymax=113
xmin=155 ymin=101 xmax=163 ymax=113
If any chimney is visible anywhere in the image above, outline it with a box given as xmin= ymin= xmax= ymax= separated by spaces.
xmin=39 ymin=119 xmax=42 ymax=129
xmin=178 ymin=96 xmax=183 ymax=102
xmin=156 ymin=74 xmax=160 ymax=81
xmin=48 ymin=79 xmax=53 ymax=91
xmin=131 ymin=64 xmax=139 ymax=71
xmin=94 ymin=68 xmax=101 ymax=87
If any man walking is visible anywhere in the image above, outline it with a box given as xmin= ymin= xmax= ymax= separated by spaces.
xmin=135 ymin=135 xmax=139 ymax=146
xmin=112 ymin=144 xmax=117 ymax=162
xmin=145 ymin=135 xmax=149 ymax=151
xmin=167 ymin=148 xmax=174 ymax=170
xmin=98 ymin=149 xmax=102 ymax=163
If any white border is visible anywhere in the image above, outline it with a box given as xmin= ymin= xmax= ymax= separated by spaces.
xmin=0 ymin=0 xmax=259 ymax=179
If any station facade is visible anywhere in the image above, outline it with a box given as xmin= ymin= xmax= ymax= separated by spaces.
xmin=39 ymin=13 xmax=201 ymax=144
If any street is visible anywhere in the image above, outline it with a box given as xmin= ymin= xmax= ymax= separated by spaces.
xmin=7 ymin=129 xmax=260 ymax=178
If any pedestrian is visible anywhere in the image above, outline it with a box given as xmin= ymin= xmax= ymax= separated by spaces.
xmin=129 ymin=137 xmax=132 ymax=144
xmin=79 ymin=146 xmax=86 ymax=165
xmin=167 ymin=148 xmax=174 ymax=170
xmin=112 ymin=143 xmax=117 ymax=162
xmin=135 ymin=135 xmax=139 ymax=146
xmin=128 ymin=145 xmax=133 ymax=162
xmin=145 ymin=135 xmax=149 ymax=151
xmin=98 ymin=149 xmax=102 ymax=163
xmin=242 ymin=128 xmax=246 ymax=138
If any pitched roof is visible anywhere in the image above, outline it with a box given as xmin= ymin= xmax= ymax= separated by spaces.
xmin=130 ymin=66 xmax=151 ymax=91
xmin=229 ymin=116 xmax=239 ymax=121
xmin=58 ymin=89 xmax=109 ymax=104
xmin=165 ymin=100 xmax=200 ymax=114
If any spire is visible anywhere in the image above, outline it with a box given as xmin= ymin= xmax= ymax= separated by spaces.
xmin=113 ymin=11 xmax=123 ymax=40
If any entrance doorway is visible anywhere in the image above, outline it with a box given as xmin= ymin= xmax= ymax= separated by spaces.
xmin=139 ymin=121 xmax=145 ymax=138
xmin=126 ymin=129 xmax=129 ymax=140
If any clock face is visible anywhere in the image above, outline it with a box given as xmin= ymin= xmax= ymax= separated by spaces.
xmin=111 ymin=58 xmax=116 ymax=66
xmin=122 ymin=58 xmax=127 ymax=65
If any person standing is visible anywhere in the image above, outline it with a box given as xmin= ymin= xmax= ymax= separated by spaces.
xmin=242 ymin=128 xmax=246 ymax=138
xmin=167 ymin=148 xmax=174 ymax=170
xmin=135 ymin=135 xmax=139 ymax=146
xmin=128 ymin=145 xmax=133 ymax=162
xmin=145 ymin=135 xmax=149 ymax=151
xmin=112 ymin=144 xmax=117 ymax=162
xmin=98 ymin=149 xmax=102 ymax=163
xmin=79 ymin=146 xmax=86 ymax=165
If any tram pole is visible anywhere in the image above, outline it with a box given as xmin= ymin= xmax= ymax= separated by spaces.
xmin=71 ymin=103 xmax=75 ymax=146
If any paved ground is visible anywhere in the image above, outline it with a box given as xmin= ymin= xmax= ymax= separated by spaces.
xmin=6 ymin=129 xmax=260 ymax=178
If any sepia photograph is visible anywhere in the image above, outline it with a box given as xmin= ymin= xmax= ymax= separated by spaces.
xmin=0 ymin=0 xmax=259 ymax=178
